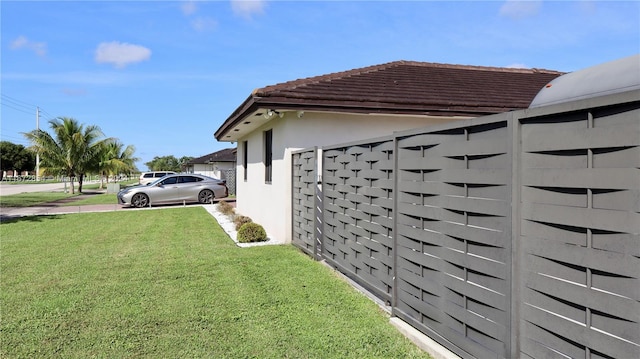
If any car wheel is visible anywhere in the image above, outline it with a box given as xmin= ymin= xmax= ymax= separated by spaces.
xmin=198 ymin=189 xmax=214 ymax=204
xmin=131 ymin=193 xmax=149 ymax=208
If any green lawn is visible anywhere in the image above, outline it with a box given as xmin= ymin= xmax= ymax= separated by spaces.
xmin=0 ymin=192 xmax=77 ymax=207
xmin=0 ymin=208 xmax=430 ymax=358
xmin=0 ymin=192 xmax=115 ymax=208
xmin=0 ymin=180 xmax=137 ymax=208
xmin=60 ymin=193 xmax=118 ymax=206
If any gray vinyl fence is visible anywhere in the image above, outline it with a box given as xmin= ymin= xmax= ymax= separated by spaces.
xmin=225 ymin=168 xmax=237 ymax=195
xmin=291 ymin=89 xmax=639 ymax=359
xmin=292 ymin=148 xmax=320 ymax=258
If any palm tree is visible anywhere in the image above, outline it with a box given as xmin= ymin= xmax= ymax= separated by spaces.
xmin=95 ymin=140 xmax=139 ymax=188
xmin=23 ymin=117 xmax=108 ymax=194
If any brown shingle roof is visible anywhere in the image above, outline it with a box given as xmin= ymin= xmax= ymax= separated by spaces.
xmin=187 ymin=148 xmax=236 ymax=165
xmin=215 ymin=60 xmax=564 ymax=140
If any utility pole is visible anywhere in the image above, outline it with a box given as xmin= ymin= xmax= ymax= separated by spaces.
xmin=36 ymin=106 xmax=40 ymax=181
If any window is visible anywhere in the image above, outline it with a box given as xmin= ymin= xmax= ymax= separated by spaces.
xmin=264 ymin=129 xmax=272 ymax=183
xmin=160 ymin=176 xmax=178 ymax=185
xmin=242 ymin=141 xmax=248 ymax=181
xmin=178 ymin=176 xmax=201 ymax=183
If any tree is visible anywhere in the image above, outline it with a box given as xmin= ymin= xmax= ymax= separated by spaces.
xmin=145 ymin=155 xmax=176 ymax=172
xmin=178 ymin=156 xmax=194 ymax=171
xmin=0 ymin=141 xmax=36 ymax=180
xmin=23 ymin=117 xmax=109 ymax=194
xmin=145 ymin=155 xmax=181 ymax=172
xmin=145 ymin=155 xmax=194 ymax=172
xmin=93 ymin=140 xmax=139 ymax=188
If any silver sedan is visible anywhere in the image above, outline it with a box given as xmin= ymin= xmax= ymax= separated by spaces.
xmin=118 ymin=174 xmax=228 ymax=208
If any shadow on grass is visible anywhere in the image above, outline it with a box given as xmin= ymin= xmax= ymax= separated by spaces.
xmin=0 ymin=214 xmax=65 ymax=224
xmin=0 ymin=197 xmax=236 ymax=223
xmin=118 ymin=198 xmax=235 ymax=210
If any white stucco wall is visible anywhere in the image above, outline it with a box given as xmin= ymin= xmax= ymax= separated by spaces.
xmin=234 ymin=111 xmax=467 ymax=244
xmin=190 ymin=162 xmax=235 ymax=179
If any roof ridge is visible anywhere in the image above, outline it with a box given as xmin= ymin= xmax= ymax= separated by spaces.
xmin=254 ymin=60 xmax=404 ymax=95
xmin=401 ymin=60 xmax=564 ymax=75
xmin=187 ymin=147 xmax=236 ymax=164
xmin=253 ymin=60 xmax=564 ymax=95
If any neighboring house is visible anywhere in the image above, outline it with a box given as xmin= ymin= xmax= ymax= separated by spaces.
xmin=184 ymin=147 xmax=236 ymax=180
xmin=214 ymin=60 xmax=563 ymax=243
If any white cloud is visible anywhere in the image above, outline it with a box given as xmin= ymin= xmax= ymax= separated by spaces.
xmin=499 ymin=0 xmax=542 ymax=19
xmin=11 ymin=36 xmax=28 ymax=48
xmin=181 ymin=1 xmax=216 ymax=32
xmin=231 ymin=0 xmax=266 ymax=20
xmin=181 ymin=1 xmax=197 ymax=16
xmin=10 ymin=35 xmax=47 ymax=57
xmin=94 ymin=41 xmax=151 ymax=69
xmin=506 ymin=63 xmax=529 ymax=69
xmin=191 ymin=17 xmax=218 ymax=31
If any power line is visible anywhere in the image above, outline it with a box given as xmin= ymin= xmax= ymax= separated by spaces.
xmin=39 ymin=109 xmax=56 ymax=121
xmin=1 ymin=94 xmax=36 ymax=110
xmin=0 ymin=95 xmax=39 ymax=146
xmin=1 ymin=101 xmax=34 ymax=115
xmin=1 ymin=94 xmax=58 ymax=124
xmin=1 ymin=94 xmax=36 ymax=107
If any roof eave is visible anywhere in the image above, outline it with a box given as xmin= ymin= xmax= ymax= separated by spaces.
xmin=214 ymin=94 xmax=259 ymax=141
xmin=214 ymin=96 xmax=517 ymax=141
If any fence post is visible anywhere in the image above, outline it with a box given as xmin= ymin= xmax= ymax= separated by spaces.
xmin=391 ymin=135 xmax=399 ymax=314
xmin=314 ymin=147 xmax=321 ymax=260
xmin=509 ymin=110 xmax=521 ymax=359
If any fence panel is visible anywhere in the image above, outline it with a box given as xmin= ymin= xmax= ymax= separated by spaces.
xmin=322 ymin=138 xmax=395 ymax=303
xmin=292 ymin=148 xmax=319 ymax=258
xmin=293 ymin=90 xmax=639 ymax=359
xmin=225 ymin=168 xmax=236 ymax=195
xmin=518 ymin=97 xmax=640 ymax=359
xmin=393 ymin=117 xmax=513 ymax=358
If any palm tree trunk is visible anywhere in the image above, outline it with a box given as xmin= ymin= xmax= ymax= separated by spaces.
xmin=68 ymin=176 xmax=75 ymax=194
xmin=78 ymin=173 xmax=84 ymax=193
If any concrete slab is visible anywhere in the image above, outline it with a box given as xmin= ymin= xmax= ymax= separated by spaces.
xmin=390 ymin=317 xmax=461 ymax=359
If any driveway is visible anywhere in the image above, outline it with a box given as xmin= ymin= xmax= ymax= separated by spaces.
xmin=0 ymin=192 xmax=236 ymax=222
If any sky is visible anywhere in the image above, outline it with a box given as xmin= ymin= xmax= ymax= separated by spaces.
xmin=1 ymin=0 xmax=639 ymax=171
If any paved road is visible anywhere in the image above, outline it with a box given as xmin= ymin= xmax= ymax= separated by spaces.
xmin=0 ymin=182 xmax=71 ymax=196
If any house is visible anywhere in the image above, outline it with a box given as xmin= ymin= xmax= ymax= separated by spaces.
xmin=214 ymin=60 xmax=563 ymax=243
xmin=184 ymin=148 xmax=236 ymax=191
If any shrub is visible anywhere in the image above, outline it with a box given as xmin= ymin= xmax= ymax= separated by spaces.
xmin=233 ymin=215 xmax=253 ymax=231
xmin=237 ymin=222 xmax=267 ymax=243
xmin=217 ymin=200 xmax=235 ymax=216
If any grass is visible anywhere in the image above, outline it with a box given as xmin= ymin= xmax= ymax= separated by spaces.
xmin=0 ymin=192 xmax=77 ymax=207
xmin=0 ymin=180 xmax=138 ymax=208
xmin=0 ymin=179 xmax=131 ymax=186
xmin=0 ymin=208 xmax=431 ymax=358
xmin=0 ymin=179 xmax=61 ymax=185
xmin=60 ymin=193 xmax=118 ymax=206
xmin=0 ymin=192 xmax=115 ymax=208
